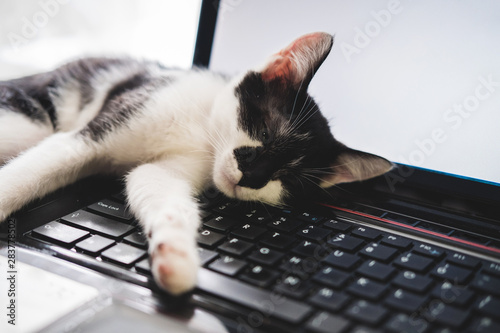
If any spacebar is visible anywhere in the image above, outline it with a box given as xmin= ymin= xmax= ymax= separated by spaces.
xmin=197 ymin=268 xmax=313 ymax=324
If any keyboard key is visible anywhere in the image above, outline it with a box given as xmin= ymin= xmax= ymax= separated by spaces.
xmin=239 ymin=265 xmax=279 ymax=287
xmin=472 ymin=274 xmax=500 ymax=297
xmin=32 ymin=221 xmax=89 ymax=246
xmin=483 ymin=261 xmax=500 ymax=277
xmin=218 ymin=238 xmax=253 ymax=256
xmin=422 ymin=301 xmax=470 ymax=328
xmin=384 ymin=289 xmax=427 ymax=313
xmin=357 ymin=260 xmax=396 ymax=282
xmin=345 ymin=300 xmax=388 ymax=326
xmin=468 ymin=317 xmax=500 ymax=333
xmin=280 ymin=256 xmax=318 ymax=279
xmin=204 ymin=215 xmax=242 ymax=232
xmin=267 ymin=218 xmax=303 ymax=232
xmin=432 ymin=281 xmax=474 ymax=307
xmin=248 ymin=247 xmax=284 ymax=266
xmin=308 ymin=288 xmax=349 ymax=312
xmin=360 ymin=243 xmax=398 ymax=262
xmin=135 ymin=258 xmax=151 ymax=275
xmin=297 ymin=225 xmax=332 ymax=241
xmin=197 ymin=229 xmax=225 ymax=248
xmin=260 ymin=231 xmax=295 ymax=250
xmin=347 ymin=277 xmax=386 ymax=301
xmin=323 ymin=218 xmax=351 ymax=232
xmin=274 ymin=274 xmax=312 ymax=299
xmin=297 ymin=211 xmax=323 ymax=223
xmin=447 ymin=252 xmax=481 ymax=269
xmin=313 ymin=266 xmax=350 ymax=289
xmin=323 ymin=250 xmax=361 ymax=271
xmin=292 ymin=240 xmax=326 ymax=258
xmin=413 ymin=243 xmax=445 ymax=259
xmin=394 ymin=253 xmax=434 ymax=273
xmin=380 ymin=235 xmax=412 ymax=249
xmin=101 ymin=243 xmax=147 ymax=267
xmin=327 ymin=234 xmax=365 ymax=252
xmin=87 ymin=199 xmax=133 ymax=220
xmin=431 ymin=263 xmax=473 ymax=284
xmin=198 ymin=248 xmax=218 ymax=266
xmin=123 ymin=231 xmax=148 ymax=248
xmin=208 ymin=256 xmax=247 ymax=276
xmin=475 ymin=295 xmax=500 ymax=319
xmin=392 ymin=271 xmax=433 ymax=293
xmin=75 ymin=235 xmax=115 ymax=255
xmin=350 ymin=226 xmax=381 ymax=240
xmin=231 ymin=223 xmax=267 ymax=240
xmin=306 ymin=311 xmax=350 ymax=333
xmin=198 ymin=268 xmax=313 ymax=324
xmin=385 ymin=313 xmax=428 ymax=333
xmin=61 ymin=210 xmax=134 ymax=238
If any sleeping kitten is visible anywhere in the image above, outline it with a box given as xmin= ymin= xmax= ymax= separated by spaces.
xmin=0 ymin=32 xmax=392 ymax=295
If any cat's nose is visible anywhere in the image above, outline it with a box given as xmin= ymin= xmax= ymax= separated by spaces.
xmin=233 ymin=146 xmax=270 ymax=189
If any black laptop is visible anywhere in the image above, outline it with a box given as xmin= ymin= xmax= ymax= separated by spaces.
xmin=1 ymin=1 xmax=500 ymax=332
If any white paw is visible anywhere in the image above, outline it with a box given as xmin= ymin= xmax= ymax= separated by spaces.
xmin=150 ymin=233 xmax=200 ymax=295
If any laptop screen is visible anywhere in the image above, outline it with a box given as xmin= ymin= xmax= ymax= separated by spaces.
xmin=207 ymin=0 xmax=500 ymax=187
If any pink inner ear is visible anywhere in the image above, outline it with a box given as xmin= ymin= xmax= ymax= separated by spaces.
xmin=261 ymin=32 xmax=327 ymax=84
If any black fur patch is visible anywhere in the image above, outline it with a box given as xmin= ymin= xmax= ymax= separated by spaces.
xmin=80 ymin=71 xmax=171 ymax=141
xmin=1 ymin=72 xmax=57 ymax=128
xmin=234 ymin=71 xmax=341 ymax=201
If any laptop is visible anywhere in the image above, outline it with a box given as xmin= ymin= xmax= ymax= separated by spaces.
xmin=2 ymin=0 xmax=500 ymax=332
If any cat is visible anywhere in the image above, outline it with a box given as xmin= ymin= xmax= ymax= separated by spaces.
xmin=0 ymin=32 xmax=392 ymax=295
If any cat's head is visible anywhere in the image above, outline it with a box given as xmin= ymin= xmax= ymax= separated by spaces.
xmin=212 ymin=32 xmax=392 ymax=206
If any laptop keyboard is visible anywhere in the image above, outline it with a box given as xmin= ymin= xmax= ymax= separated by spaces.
xmin=26 ymin=195 xmax=500 ymax=333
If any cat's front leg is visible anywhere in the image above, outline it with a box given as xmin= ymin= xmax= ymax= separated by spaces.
xmin=125 ymin=161 xmax=203 ymax=295
xmin=0 ymin=132 xmax=98 ymax=221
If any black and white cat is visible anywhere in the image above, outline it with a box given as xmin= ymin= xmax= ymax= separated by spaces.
xmin=0 ymin=33 xmax=392 ymax=294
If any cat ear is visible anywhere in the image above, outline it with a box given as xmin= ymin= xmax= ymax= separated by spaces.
xmin=260 ymin=32 xmax=333 ymax=88
xmin=320 ymin=148 xmax=394 ymax=187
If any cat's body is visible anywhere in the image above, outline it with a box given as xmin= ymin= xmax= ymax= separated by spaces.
xmin=0 ymin=33 xmax=392 ymax=294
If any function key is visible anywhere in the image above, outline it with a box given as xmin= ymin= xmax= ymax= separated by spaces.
xmin=323 ymin=218 xmax=351 ymax=232
xmin=32 ymin=221 xmax=89 ymax=246
xmin=380 ymin=235 xmax=412 ymax=250
xmin=483 ymin=261 xmax=500 ymax=277
xmin=447 ymin=252 xmax=481 ymax=269
xmin=413 ymin=243 xmax=445 ymax=259
xmin=351 ymin=226 xmax=381 ymax=240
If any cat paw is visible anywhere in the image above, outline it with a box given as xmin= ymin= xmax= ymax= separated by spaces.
xmin=151 ymin=240 xmax=200 ymax=295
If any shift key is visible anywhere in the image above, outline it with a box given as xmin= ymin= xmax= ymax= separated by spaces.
xmin=61 ymin=210 xmax=134 ymax=238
